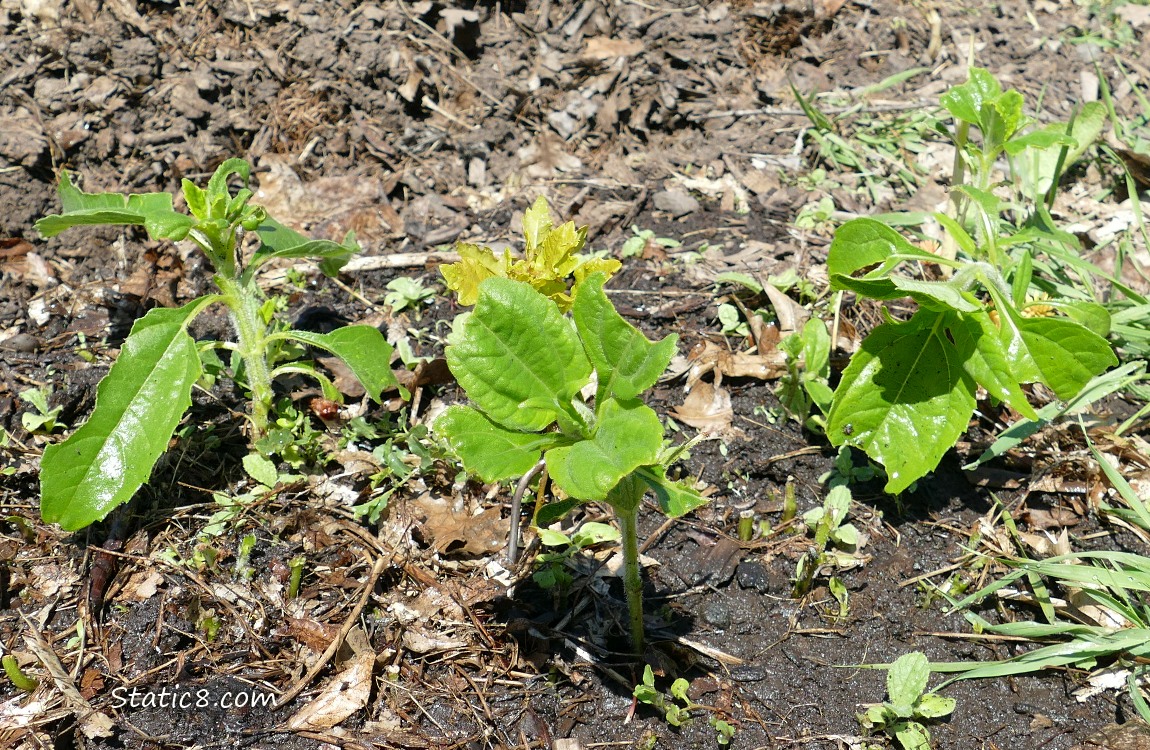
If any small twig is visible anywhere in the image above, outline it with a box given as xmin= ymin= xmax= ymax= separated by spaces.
xmin=276 ymin=553 xmax=388 ymax=707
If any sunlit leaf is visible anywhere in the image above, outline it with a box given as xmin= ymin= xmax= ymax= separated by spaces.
xmin=41 ymin=302 xmax=204 ymax=530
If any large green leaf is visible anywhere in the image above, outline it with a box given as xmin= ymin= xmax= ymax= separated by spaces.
xmin=989 ymin=291 xmax=1117 ymax=399
xmin=40 ymin=301 xmax=204 ymax=530
xmin=827 ymin=313 xmax=976 ymax=493
xmin=573 ymin=272 xmax=677 ymax=401
xmin=446 ymin=278 xmax=591 ymax=433
xmin=947 ymin=312 xmax=1037 ymax=419
xmin=278 ymin=326 xmax=398 ymax=402
xmin=36 ymin=172 xmax=194 ymax=240
xmin=546 ymin=398 xmax=663 ymax=501
xmin=436 ymin=405 xmax=569 ymax=482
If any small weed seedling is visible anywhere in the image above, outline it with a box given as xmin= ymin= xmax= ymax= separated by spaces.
xmin=633 ymin=665 xmax=736 ymax=745
xmin=384 ymin=277 xmax=435 ymax=315
xmin=35 ymin=160 xmax=400 ymax=530
xmin=622 ymin=225 xmax=681 ymax=258
xmin=858 ymin=652 xmax=955 ymax=750
xmin=437 ymin=268 xmax=706 ymax=652
xmin=792 ymin=485 xmax=862 ymax=612
xmin=19 ymin=386 xmax=66 ymax=434
xmin=533 ymin=521 xmax=620 ymax=604
xmin=825 ymin=67 xmax=1117 ymax=493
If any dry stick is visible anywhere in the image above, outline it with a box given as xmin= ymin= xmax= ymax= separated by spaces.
xmin=276 ymin=553 xmax=388 ymax=708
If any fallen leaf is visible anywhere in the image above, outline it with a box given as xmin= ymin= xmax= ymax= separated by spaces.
xmin=286 ymin=651 xmax=374 ymax=730
xmin=672 ymin=379 xmax=735 ymax=437
xmin=414 ymin=494 xmax=506 ymax=556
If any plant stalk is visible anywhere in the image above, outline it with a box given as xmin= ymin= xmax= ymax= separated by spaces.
xmin=616 ymin=504 xmax=645 ymax=655
xmin=215 ymin=276 xmax=274 ymax=437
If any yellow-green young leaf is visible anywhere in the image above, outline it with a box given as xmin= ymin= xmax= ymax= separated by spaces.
xmin=439 ymin=243 xmax=504 ymax=306
xmin=533 ymin=220 xmax=586 ymax=271
xmin=827 ymin=313 xmax=976 ymax=494
xmin=573 ymin=272 xmax=678 ymax=400
xmin=40 ymin=302 xmax=204 ymax=531
xmin=279 ymin=326 xmax=398 ymax=403
xmin=436 ymin=405 xmax=569 ymax=482
xmin=546 ymin=399 xmax=663 ymax=501
xmin=521 ymin=196 xmax=553 ymax=253
xmin=446 ymin=277 xmax=591 ymax=432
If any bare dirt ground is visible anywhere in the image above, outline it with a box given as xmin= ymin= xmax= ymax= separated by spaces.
xmin=2 ymin=1 xmax=1150 ymax=748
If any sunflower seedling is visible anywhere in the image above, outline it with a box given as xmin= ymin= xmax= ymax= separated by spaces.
xmin=436 ymin=270 xmax=706 ymax=653
xmin=35 ymin=160 xmax=401 ymax=531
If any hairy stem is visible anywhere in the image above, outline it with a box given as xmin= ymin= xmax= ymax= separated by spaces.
xmin=216 ymin=275 xmax=274 ymax=438
xmin=616 ymin=504 xmax=645 ymax=655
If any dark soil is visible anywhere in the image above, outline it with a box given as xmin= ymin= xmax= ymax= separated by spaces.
xmin=1 ymin=1 xmax=1147 ymax=748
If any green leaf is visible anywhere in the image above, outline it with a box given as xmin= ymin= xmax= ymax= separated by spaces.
xmin=992 ymin=299 xmax=1117 ymax=399
xmin=940 ymin=67 xmax=1001 ymax=125
xmin=446 ymin=278 xmax=591 ymax=433
xmin=636 ymin=466 xmax=709 ymax=518
xmin=890 ymin=277 xmax=982 ymax=313
xmin=827 ymin=218 xmax=936 ymax=280
xmin=1015 ymin=102 xmax=1107 ymax=197
xmin=537 ymin=528 xmax=573 ymax=547
xmin=947 ymin=312 xmax=1037 ymax=419
xmin=1045 ymin=299 xmax=1111 ymax=337
xmin=249 ymin=218 xmax=356 ymax=277
xmin=436 ymin=405 xmax=568 ymax=482
xmin=887 ymin=652 xmax=930 ymax=715
xmin=915 ymin=693 xmax=956 ymax=719
xmin=546 ymin=399 xmax=663 ymax=501
xmin=242 ymin=453 xmax=278 ymax=487
xmin=827 ymin=313 xmax=976 ymax=493
xmin=572 ymin=521 xmax=620 ymax=548
xmin=36 ymin=172 xmax=195 ymax=240
xmin=40 ymin=301 xmax=204 ymax=530
xmin=893 ymin=721 xmax=932 ymax=750
xmin=670 ymin=678 xmax=690 ymax=702
xmin=573 ymin=272 xmax=678 ymax=400
xmin=280 ymin=326 xmax=399 ymax=402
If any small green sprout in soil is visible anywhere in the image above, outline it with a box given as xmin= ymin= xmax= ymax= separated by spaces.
xmin=633 ymin=665 xmax=736 ymax=744
xmin=35 ymin=159 xmax=402 ymax=530
xmin=858 ymin=652 xmax=955 ymax=750
xmin=792 ymin=484 xmax=863 ymax=608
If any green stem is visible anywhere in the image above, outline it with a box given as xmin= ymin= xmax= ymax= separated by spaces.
xmin=215 ymin=275 xmax=274 ymax=438
xmin=617 ymin=504 xmax=645 ymax=655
